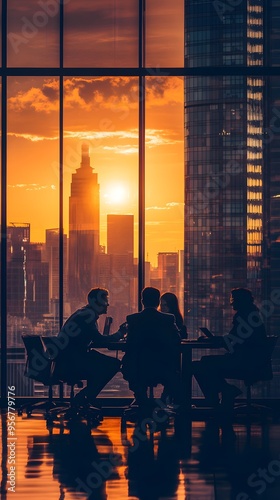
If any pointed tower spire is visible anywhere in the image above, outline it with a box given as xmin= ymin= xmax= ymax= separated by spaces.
xmin=80 ymin=143 xmax=92 ymax=169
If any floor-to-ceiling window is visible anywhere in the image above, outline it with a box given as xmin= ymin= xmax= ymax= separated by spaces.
xmin=1 ymin=0 xmax=186 ymax=401
xmin=1 ymin=0 xmax=280 ymax=403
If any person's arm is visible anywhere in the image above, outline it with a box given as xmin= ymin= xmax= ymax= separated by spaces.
xmin=90 ymin=323 xmax=126 ymax=347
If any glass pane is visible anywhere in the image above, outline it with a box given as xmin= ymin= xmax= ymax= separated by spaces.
xmin=7 ymin=0 xmax=60 ymax=67
xmin=185 ymin=74 xmax=280 ymax=398
xmin=145 ymin=0 xmax=184 ymax=67
xmin=64 ymin=0 xmax=138 ymax=68
xmin=270 ymin=2 xmax=280 ymax=66
xmin=7 ymin=77 xmax=59 ymax=396
xmin=145 ymin=76 xmax=184 ymax=308
xmin=63 ymin=76 xmax=138 ymax=397
xmin=185 ymin=0 xmax=264 ymax=68
xmin=0 ymin=0 xmax=2 ymax=66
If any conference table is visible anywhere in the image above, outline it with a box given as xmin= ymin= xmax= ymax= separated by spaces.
xmin=107 ymin=338 xmax=218 ymax=411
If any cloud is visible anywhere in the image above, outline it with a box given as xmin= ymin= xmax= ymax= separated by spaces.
xmin=103 ymin=145 xmax=138 ymax=155
xmin=8 ymin=76 xmax=182 ymax=116
xmin=8 ymin=132 xmax=58 ymax=142
xmin=8 ymin=79 xmax=59 ymax=113
xmin=146 ymin=202 xmax=183 ymax=211
xmin=9 ymin=127 xmax=182 ymax=155
xmin=8 ymin=184 xmax=56 ymax=191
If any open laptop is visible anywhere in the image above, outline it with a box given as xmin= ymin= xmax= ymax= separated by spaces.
xmin=199 ymin=327 xmax=214 ymax=338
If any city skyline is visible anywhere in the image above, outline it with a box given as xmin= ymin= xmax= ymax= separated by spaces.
xmin=7 ymin=75 xmax=184 ymax=267
xmin=2 ymin=1 xmax=280 ymax=403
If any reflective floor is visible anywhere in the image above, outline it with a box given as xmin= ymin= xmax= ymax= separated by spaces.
xmin=1 ymin=410 xmax=280 ymax=499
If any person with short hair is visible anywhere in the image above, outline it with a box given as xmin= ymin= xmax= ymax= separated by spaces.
xmin=56 ymin=287 xmax=126 ymax=404
xmin=192 ymin=287 xmax=268 ymax=409
xmin=122 ymin=287 xmax=183 ymax=410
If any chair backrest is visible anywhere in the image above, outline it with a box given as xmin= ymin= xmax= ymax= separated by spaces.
xmin=40 ymin=336 xmax=82 ymax=386
xmin=22 ymin=335 xmax=52 ymax=385
xmin=245 ymin=335 xmax=279 ymax=386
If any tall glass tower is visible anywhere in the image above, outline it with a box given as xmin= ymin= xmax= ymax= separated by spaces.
xmin=68 ymin=144 xmax=100 ymax=307
xmin=184 ymin=0 xmax=272 ymax=335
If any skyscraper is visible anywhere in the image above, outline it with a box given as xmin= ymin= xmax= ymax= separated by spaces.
xmin=7 ymin=223 xmax=49 ymax=322
xmin=184 ymin=1 xmax=280 ymax=336
xmin=44 ymin=228 xmax=68 ymax=316
xmin=105 ymin=214 xmax=135 ymax=326
xmin=157 ymin=252 xmax=179 ymax=294
xmin=68 ymin=144 xmax=100 ymax=307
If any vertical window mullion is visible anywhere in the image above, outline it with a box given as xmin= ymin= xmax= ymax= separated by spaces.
xmin=59 ymin=1 xmax=64 ymax=330
xmin=1 ymin=0 xmax=8 ymax=403
xmin=138 ymin=0 xmax=146 ymax=310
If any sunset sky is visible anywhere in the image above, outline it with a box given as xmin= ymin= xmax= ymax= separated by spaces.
xmin=6 ymin=0 xmax=184 ymax=266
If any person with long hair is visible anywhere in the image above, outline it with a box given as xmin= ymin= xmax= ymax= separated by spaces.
xmin=160 ymin=292 xmax=187 ymax=339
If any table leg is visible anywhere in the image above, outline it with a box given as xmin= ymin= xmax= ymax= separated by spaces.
xmin=181 ymin=347 xmax=192 ymax=411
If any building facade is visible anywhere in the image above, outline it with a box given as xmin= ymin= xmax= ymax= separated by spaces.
xmin=184 ymin=0 xmax=280 ymax=338
xmin=68 ymin=144 xmax=100 ymax=308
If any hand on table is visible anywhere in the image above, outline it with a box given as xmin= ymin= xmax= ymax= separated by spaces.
xmin=117 ymin=322 xmax=128 ymax=340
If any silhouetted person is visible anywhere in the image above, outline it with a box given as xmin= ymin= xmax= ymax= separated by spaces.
xmin=122 ymin=287 xmax=182 ymax=411
xmin=192 ymin=288 xmax=268 ymax=409
xmin=160 ymin=292 xmax=187 ymax=339
xmin=56 ymin=287 xmax=126 ymax=405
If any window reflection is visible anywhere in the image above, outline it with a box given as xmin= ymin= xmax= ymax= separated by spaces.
xmin=63 ymin=76 xmax=138 ymax=330
xmin=7 ymin=77 xmax=59 ymax=396
xmin=7 ymin=0 xmax=60 ymax=67
xmin=64 ymin=0 xmax=138 ymax=68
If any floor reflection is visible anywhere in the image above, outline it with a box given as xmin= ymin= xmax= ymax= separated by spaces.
xmin=125 ymin=426 xmax=180 ymax=499
xmin=1 ymin=412 xmax=280 ymax=499
xmin=26 ymin=421 xmax=121 ymax=499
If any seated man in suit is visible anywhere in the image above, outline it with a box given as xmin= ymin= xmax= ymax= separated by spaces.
xmin=55 ymin=287 xmax=126 ymax=405
xmin=122 ymin=287 xmax=182 ymax=409
xmin=193 ymin=287 xmax=269 ymax=409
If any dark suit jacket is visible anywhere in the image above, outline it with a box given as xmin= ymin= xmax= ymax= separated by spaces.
xmin=122 ymin=307 xmax=181 ymax=387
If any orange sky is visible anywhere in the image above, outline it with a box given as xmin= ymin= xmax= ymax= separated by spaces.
xmin=6 ymin=1 xmax=184 ymax=266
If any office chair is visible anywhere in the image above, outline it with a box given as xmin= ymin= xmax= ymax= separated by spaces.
xmin=41 ymin=336 xmax=103 ymax=427
xmin=122 ymin=376 xmax=178 ymax=428
xmin=234 ymin=335 xmax=279 ymax=417
xmin=18 ymin=335 xmax=61 ymax=417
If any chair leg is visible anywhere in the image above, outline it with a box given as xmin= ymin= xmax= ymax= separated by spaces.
xmin=46 ymin=384 xmax=103 ymax=426
xmin=234 ymin=384 xmax=273 ymax=418
xmin=18 ymin=384 xmax=58 ymax=417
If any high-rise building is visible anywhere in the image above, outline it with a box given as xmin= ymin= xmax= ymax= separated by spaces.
xmin=184 ymin=0 xmax=280 ymax=336
xmin=105 ymin=214 xmax=135 ymax=326
xmin=44 ymin=228 xmax=68 ymax=316
xmin=7 ymin=223 xmax=49 ymax=323
xmin=7 ymin=223 xmax=30 ymax=317
xmin=157 ymin=252 xmax=179 ymax=294
xmin=263 ymin=1 xmax=280 ymax=334
xmin=68 ymin=144 xmax=100 ymax=307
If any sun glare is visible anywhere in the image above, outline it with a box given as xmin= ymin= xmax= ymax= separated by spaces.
xmin=103 ymin=183 xmax=129 ymax=205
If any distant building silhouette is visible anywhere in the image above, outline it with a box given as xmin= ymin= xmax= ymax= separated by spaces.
xmin=157 ymin=252 xmax=179 ymax=294
xmin=7 ymin=223 xmax=49 ymax=322
xmin=68 ymin=144 xmax=100 ymax=308
xmin=43 ymin=228 xmax=67 ymax=316
xmin=104 ymin=214 xmax=135 ymax=325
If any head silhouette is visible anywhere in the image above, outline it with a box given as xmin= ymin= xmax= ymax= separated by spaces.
xmin=87 ymin=287 xmax=109 ymax=315
xmin=230 ymin=287 xmax=255 ymax=311
xmin=160 ymin=292 xmax=180 ymax=314
xmin=141 ymin=287 xmax=160 ymax=308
